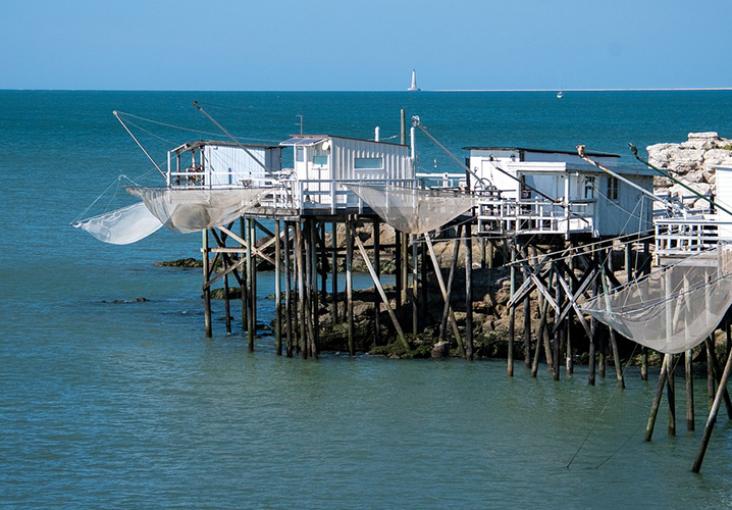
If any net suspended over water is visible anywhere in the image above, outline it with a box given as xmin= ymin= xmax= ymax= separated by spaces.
xmin=346 ymin=184 xmax=475 ymax=235
xmin=73 ymin=202 xmax=164 ymax=245
xmin=580 ymin=246 xmax=732 ymax=354
xmin=127 ymin=187 xmax=264 ymax=234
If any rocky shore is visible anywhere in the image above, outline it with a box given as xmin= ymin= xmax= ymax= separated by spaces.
xmin=648 ymin=131 xmax=732 ymax=202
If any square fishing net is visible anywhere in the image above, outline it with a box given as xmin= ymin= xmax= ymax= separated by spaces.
xmin=346 ymin=184 xmax=475 ymax=235
xmin=580 ymin=246 xmax=732 ymax=354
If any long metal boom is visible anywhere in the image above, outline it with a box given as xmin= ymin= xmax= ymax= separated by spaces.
xmin=629 ymin=143 xmax=732 ymax=217
xmin=192 ymin=101 xmax=267 ymax=172
xmin=577 ymin=144 xmax=672 ymax=209
xmin=113 ymin=110 xmax=166 ymax=179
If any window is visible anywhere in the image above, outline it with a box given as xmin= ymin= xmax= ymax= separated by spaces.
xmin=607 ymin=176 xmax=619 ymax=200
xmin=312 ymin=154 xmax=328 ymax=166
xmin=296 ymin=147 xmax=304 ymax=162
xmin=354 ymin=157 xmax=383 ymax=170
xmin=584 ymin=176 xmax=595 ymax=199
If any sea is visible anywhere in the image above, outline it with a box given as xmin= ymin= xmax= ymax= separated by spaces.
xmin=3 ymin=90 xmax=732 ymax=509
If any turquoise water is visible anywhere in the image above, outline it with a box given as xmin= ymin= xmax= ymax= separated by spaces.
xmin=3 ymin=91 xmax=732 ymax=508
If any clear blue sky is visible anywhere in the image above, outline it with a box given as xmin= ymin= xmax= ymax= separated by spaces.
xmin=2 ymin=0 xmax=730 ymax=90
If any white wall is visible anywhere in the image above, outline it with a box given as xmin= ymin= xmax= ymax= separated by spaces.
xmin=716 ymin=165 xmax=732 ymax=240
xmin=204 ymin=145 xmax=280 ymax=186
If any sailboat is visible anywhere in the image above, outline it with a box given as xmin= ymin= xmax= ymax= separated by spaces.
xmin=408 ymin=69 xmax=420 ymax=92
xmin=556 ymin=90 xmax=564 ymax=99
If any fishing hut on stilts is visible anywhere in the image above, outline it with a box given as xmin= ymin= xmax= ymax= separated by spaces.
xmin=73 ymin=102 xmax=732 ymax=472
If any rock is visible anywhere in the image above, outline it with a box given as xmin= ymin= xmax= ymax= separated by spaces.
xmin=431 ymin=340 xmax=450 ymax=358
xmin=703 ymin=148 xmax=732 ymax=163
xmin=688 ymin=131 xmax=720 ymax=140
xmin=157 ymin=257 xmax=202 ymax=268
xmin=102 ymin=296 xmax=149 ymax=304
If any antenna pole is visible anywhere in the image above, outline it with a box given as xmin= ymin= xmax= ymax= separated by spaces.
xmin=296 ymin=114 xmax=304 ymax=135
xmin=113 ymin=110 xmax=166 ymax=179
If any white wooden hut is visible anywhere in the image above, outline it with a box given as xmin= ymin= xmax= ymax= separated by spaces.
xmin=465 ymin=146 xmax=655 ymax=238
xmin=280 ymin=134 xmax=413 ymax=207
xmin=167 ymin=140 xmax=282 ymax=189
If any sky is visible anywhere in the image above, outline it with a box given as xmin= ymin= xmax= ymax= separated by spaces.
xmin=2 ymin=0 xmax=731 ymax=91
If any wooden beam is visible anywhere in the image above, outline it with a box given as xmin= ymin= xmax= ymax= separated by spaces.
xmin=355 ymin=236 xmax=408 ymax=351
xmin=424 ymin=233 xmax=463 ymax=350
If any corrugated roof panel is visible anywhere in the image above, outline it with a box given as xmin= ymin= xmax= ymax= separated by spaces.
xmin=280 ymin=136 xmax=327 ymax=147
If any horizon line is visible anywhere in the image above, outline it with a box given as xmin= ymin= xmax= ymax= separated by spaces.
xmin=1 ymin=87 xmax=731 ymax=93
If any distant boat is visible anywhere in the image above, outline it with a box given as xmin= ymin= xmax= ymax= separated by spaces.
xmin=408 ymin=69 xmax=420 ymax=92
xmin=556 ymin=90 xmax=564 ymax=99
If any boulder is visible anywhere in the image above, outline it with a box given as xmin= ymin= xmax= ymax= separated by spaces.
xmin=688 ymin=131 xmax=720 ymax=140
xmin=431 ymin=340 xmax=450 ymax=358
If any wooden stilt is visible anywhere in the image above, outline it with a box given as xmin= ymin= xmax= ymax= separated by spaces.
xmin=588 ymin=254 xmax=598 ymax=386
xmin=566 ymin=249 xmax=574 ymax=375
xmin=645 ymin=353 xmax=672 ymax=441
xmin=668 ymin=354 xmax=676 ymax=436
xmin=346 ymin=217 xmax=354 ymax=355
xmin=284 ymin=221 xmax=293 ymax=357
xmin=202 ymin=228 xmax=212 ymax=338
xmin=692 ymin=343 xmax=732 ymax=472
xmin=507 ymin=244 xmax=516 ymax=376
xmin=373 ymin=220 xmax=381 ymax=347
xmin=532 ymin=292 xmax=550 ymax=377
xmin=707 ymin=339 xmax=715 ymax=409
xmin=355 ymin=236 xmax=408 ymax=350
xmin=331 ymin=221 xmax=338 ymax=322
xmin=686 ymin=349 xmax=695 ymax=431
xmin=420 ymin=238 xmax=428 ymax=318
xmin=295 ymin=222 xmax=307 ymax=358
xmin=425 ymin=232 xmax=463 ymax=352
xmin=602 ymin=264 xmax=624 ymax=388
xmin=400 ymin=231 xmax=408 ymax=314
xmin=240 ymin=218 xmax=247 ymax=334
xmin=640 ymin=241 xmax=650 ymax=381
xmin=310 ymin=220 xmax=320 ymax=358
xmin=464 ymin=222 xmax=474 ymax=360
xmin=304 ymin=221 xmax=314 ymax=357
xmin=319 ymin=222 xmax=327 ymax=303
xmin=436 ymin=227 xmax=464 ymax=354
xmin=395 ymin=229 xmax=403 ymax=312
xmin=220 ymin=230 xmax=232 ymax=335
xmin=250 ymin=218 xmax=258 ymax=335
xmin=553 ymin=264 xmax=561 ymax=382
xmin=704 ymin=337 xmax=732 ymax=419
xmin=523 ymin=246 xmax=532 ymax=368
xmin=411 ymin=235 xmax=418 ymax=335
xmin=246 ymin=218 xmax=254 ymax=351
xmin=274 ymin=219 xmax=282 ymax=356
xmin=641 ymin=348 xmax=649 ymax=381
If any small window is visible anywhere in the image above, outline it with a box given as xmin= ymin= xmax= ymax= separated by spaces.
xmin=607 ymin=176 xmax=619 ymax=200
xmin=296 ymin=147 xmax=304 ymax=162
xmin=312 ymin=154 xmax=328 ymax=165
xmin=584 ymin=176 xmax=595 ymax=199
xmin=355 ymin=157 xmax=383 ymax=170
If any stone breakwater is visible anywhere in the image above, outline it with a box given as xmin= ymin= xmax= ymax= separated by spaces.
xmin=648 ymin=131 xmax=732 ymax=200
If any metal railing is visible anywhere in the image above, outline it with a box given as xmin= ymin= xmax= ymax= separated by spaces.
xmin=654 ymin=215 xmax=732 ymax=255
xmin=477 ymin=198 xmax=594 ymax=236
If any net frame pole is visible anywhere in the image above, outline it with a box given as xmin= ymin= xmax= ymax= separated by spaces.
xmin=692 ymin=343 xmax=732 ymax=472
